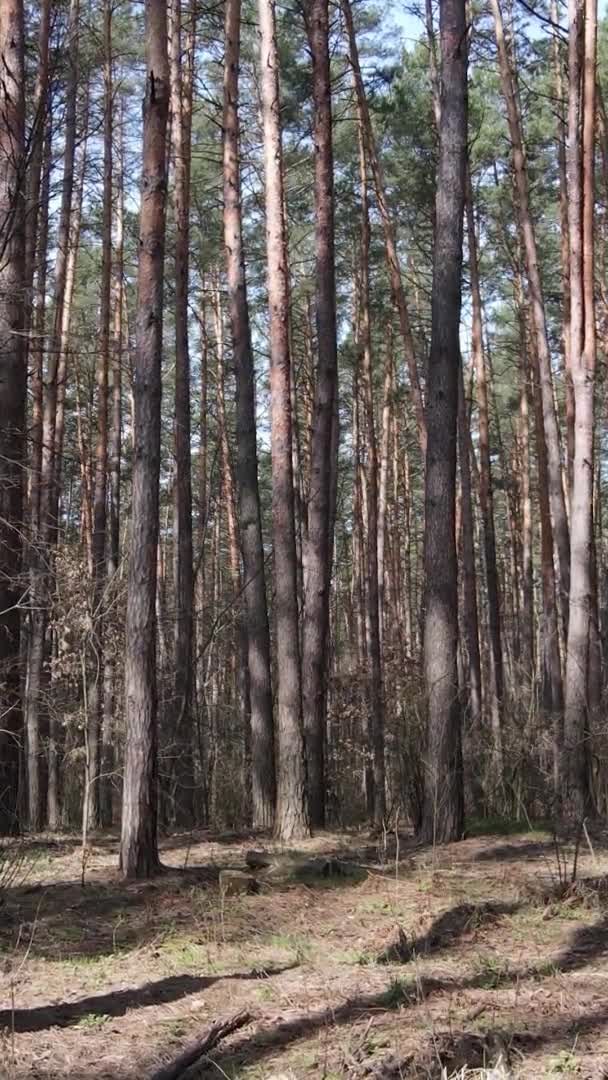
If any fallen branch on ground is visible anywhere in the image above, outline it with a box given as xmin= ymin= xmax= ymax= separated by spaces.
xmin=148 ymin=1010 xmax=252 ymax=1080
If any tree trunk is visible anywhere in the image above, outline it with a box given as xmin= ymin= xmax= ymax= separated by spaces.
xmin=421 ymin=0 xmax=467 ymax=844
xmin=466 ymin=181 xmax=504 ymax=784
xmin=457 ymin=366 xmax=482 ymax=751
xmin=101 ymin=99 xmax=125 ymax=828
xmin=356 ymin=111 xmax=385 ymax=827
xmin=222 ymin=0 xmax=275 ymax=829
xmin=85 ymin=0 xmax=113 ymax=832
xmin=256 ymin=0 xmax=309 ymax=840
xmin=0 ymin=0 xmax=25 ymax=834
xmin=169 ymin=0 xmax=195 ymax=826
xmin=120 ymin=0 xmax=169 ymax=878
xmin=490 ymin=0 xmax=571 ymax=632
xmin=341 ymin=0 xmax=426 ymax=456
xmin=301 ymin=0 xmax=338 ymax=829
xmin=563 ymin=0 xmax=596 ymax=818
xmin=26 ymin=0 xmax=81 ymax=832
xmin=552 ymin=0 xmax=575 ymax=492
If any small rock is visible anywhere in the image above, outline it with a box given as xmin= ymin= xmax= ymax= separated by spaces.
xmin=219 ymin=869 xmax=259 ymax=897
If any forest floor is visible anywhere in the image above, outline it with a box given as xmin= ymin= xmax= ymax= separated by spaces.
xmin=1 ymin=823 xmax=607 ymax=1079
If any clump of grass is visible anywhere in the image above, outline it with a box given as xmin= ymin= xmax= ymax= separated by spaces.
xmin=377 ymin=975 xmax=412 ymax=1009
xmin=74 ymin=1013 xmax=110 ymax=1031
xmin=547 ymin=1048 xmax=579 ymax=1074
xmin=268 ymin=932 xmax=312 ymax=963
xmin=465 ymin=816 xmax=550 ymax=839
xmin=470 ymin=953 xmax=510 ymax=990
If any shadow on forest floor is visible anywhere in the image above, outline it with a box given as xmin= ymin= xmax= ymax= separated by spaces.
xmin=188 ymin=917 xmax=608 ymax=1080
xmin=0 ymin=965 xmax=298 ymax=1034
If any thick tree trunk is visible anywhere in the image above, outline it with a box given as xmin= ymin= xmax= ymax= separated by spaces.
xmin=120 ymin=0 xmax=169 ymax=878
xmin=301 ymin=0 xmax=338 ymax=829
xmin=421 ymin=0 xmax=467 ymax=845
xmin=222 ymin=0 xmax=275 ymax=829
xmin=0 ymin=0 xmax=25 ymax=835
xmin=256 ymin=0 xmax=309 ymax=840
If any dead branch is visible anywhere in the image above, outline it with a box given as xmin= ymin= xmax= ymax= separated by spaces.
xmin=148 ymin=1010 xmax=252 ymax=1080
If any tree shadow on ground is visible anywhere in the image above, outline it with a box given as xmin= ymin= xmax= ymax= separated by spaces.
xmin=358 ymin=1008 xmax=608 ymax=1078
xmin=185 ymin=901 xmax=608 ymax=1078
xmin=377 ymin=899 xmax=520 ymax=962
xmin=0 ymin=847 xmax=377 ymax=963
xmin=4 ymin=897 xmax=607 ymax=1077
xmin=472 ymin=839 xmax=555 ymax=863
xmin=0 ymin=964 xmax=298 ymax=1034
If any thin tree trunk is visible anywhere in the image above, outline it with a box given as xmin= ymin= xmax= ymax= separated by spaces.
xmin=518 ymin=344 xmax=534 ymax=683
xmin=169 ymin=0 xmax=195 ymax=825
xmin=421 ymin=0 xmax=467 ymax=844
xmin=301 ymin=0 xmax=339 ymax=829
xmin=27 ymin=0 xmax=81 ymax=830
xmin=0 ymin=0 xmax=26 ymax=834
xmin=100 ymin=99 xmax=125 ymax=828
xmin=341 ymin=0 xmax=426 ymax=456
xmin=222 ymin=0 xmax=275 ymax=827
xmin=563 ymin=0 xmax=596 ymax=818
xmin=377 ymin=335 xmax=393 ymax=654
xmin=120 ymin=0 xmax=169 ymax=878
xmin=85 ymin=0 xmax=113 ymax=832
xmin=516 ymin=265 xmax=564 ymax=784
xmin=490 ymin=0 xmax=571 ymax=631
xmin=552 ymin=0 xmax=575 ymax=492
xmin=256 ymin=0 xmax=309 ymax=840
xmin=356 ymin=112 xmax=385 ymax=826
xmin=457 ymin=366 xmax=482 ymax=747
xmin=466 ymin=181 xmax=504 ymax=784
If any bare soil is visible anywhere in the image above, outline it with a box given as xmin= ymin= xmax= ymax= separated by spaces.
xmin=1 ymin=825 xmax=607 ymax=1079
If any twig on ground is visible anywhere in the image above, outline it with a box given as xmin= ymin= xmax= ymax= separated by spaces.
xmin=148 ymin=1010 xmax=252 ymax=1080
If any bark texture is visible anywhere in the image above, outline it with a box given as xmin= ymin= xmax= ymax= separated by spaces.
xmin=421 ymin=0 xmax=467 ymax=844
xmin=120 ymin=0 xmax=169 ymax=878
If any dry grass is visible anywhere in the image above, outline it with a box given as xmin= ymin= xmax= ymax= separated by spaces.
xmin=1 ymin=827 xmax=607 ymax=1079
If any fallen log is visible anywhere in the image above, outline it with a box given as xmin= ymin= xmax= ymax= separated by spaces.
xmin=244 ymin=851 xmax=367 ymax=885
xmin=149 ymin=1010 xmax=252 ymax=1080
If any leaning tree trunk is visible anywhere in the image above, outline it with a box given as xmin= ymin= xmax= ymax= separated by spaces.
xmin=222 ymin=0 xmax=275 ymax=829
xmin=256 ymin=0 xmax=309 ymax=841
xmin=0 ymin=0 xmax=26 ymax=835
xmin=490 ymin=0 xmax=571 ymax=636
xmin=421 ymin=0 xmax=467 ymax=845
xmin=301 ymin=0 xmax=339 ymax=829
xmin=120 ymin=0 xmax=169 ymax=878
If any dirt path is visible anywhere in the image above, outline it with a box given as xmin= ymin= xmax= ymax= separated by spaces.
xmin=1 ymin=827 xmax=607 ymax=1078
